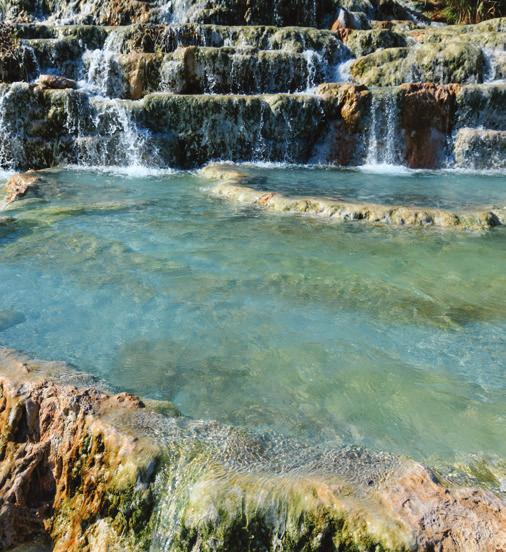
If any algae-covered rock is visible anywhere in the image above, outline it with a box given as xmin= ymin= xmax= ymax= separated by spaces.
xmin=202 ymin=162 xmax=505 ymax=229
xmin=350 ymin=39 xmax=486 ymax=85
xmin=0 ymin=348 xmax=163 ymax=551
xmin=343 ymin=28 xmax=407 ymax=57
xmin=454 ymin=128 xmax=506 ymax=169
xmin=0 ymin=347 xmax=504 ymax=551
xmin=454 ymin=83 xmax=506 ymax=130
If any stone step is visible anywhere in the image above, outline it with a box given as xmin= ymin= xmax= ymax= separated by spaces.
xmin=5 ymin=20 xmax=502 ymax=93
xmin=0 ymin=82 xmax=503 ymax=170
xmin=4 ymin=0 xmax=423 ymax=28
xmin=16 ymin=23 xmax=346 ymax=56
xmin=4 ymin=24 xmax=351 ymax=92
xmin=82 ymin=46 xmax=350 ymax=98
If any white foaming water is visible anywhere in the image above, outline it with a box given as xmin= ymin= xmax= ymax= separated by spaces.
xmin=483 ymin=48 xmax=506 ymax=83
xmin=358 ymin=163 xmax=413 ymax=175
xmin=80 ymin=32 xmax=125 ymax=97
xmin=65 ymin=93 xmax=158 ymax=169
xmin=302 ymin=49 xmax=324 ymax=92
xmin=171 ymin=0 xmax=207 ymax=23
xmin=0 ymin=85 xmax=24 ymax=170
xmin=333 ymin=58 xmax=354 ymax=83
xmin=63 ymin=163 xmax=178 ymax=177
xmin=160 ymin=58 xmax=186 ymax=93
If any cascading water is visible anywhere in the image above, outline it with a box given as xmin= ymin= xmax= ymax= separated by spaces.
xmin=0 ymin=85 xmax=24 ymax=170
xmin=302 ymin=49 xmax=324 ymax=92
xmin=483 ymin=48 xmax=506 ymax=83
xmin=80 ymin=31 xmax=125 ymax=97
xmin=333 ymin=58 xmax=354 ymax=83
xmin=365 ymin=91 xmax=401 ymax=167
xmin=78 ymin=98 xmax=156 ymax=168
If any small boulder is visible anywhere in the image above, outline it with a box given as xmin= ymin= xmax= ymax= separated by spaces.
xmin=4 ymin=171 xmax=40 ymax=204
xmin=36 ymin=74 xmax=77 ymax=90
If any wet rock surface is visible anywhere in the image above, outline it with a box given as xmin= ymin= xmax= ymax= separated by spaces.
xmin=35 ymin=74 xmax=77 ymax=90
xmin=4 ymin=171 xmax=41 ymax=203
xmin=0 ymin=11 xmax=502 ymax=170
xmin=202 ymin=163 xmax=506 ymax=229
xmin=0 ymin=348 xmax=504 ymax=551
xmin=0 ymin=81 xmax=503 ymax=170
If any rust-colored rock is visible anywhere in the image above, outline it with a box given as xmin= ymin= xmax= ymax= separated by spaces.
xmin=379 ymin=463 xmax=506 ymax=551
xmin=1 ymin=344 xmax=505 ymax=551
xmin=317 ymin=83 xmax=371 ymax=165
xmin=399 ymin=83 xmax=461 ymax=169
xmin=0 ymin=349 xmax=161 ymax=551
xmin=4 ymin=171 xmax=40 ymax=204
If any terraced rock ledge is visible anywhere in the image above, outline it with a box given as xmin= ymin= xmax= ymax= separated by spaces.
xmin=202 ymin=164 xmax=506 ymax=230
xmin=0 ymin=348 xmax=504 ymax=551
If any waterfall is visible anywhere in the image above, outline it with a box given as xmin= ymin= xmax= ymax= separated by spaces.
xmin=80 ymin=32 xmax=125 ymax=97
xmin=365 ymin=91 xmax=400 ymax=166
xmin=302 ymin=50 xmax=324 ymax=92
xmin=64 ymin=92 xmax=159 ymax=169
xmin=0 ymin=85 xmax=24 ymax=170
xmin=171 ymin=0 xmax=207 ymax=23
xmin=160 ymin=58 xmax=186 ymax=94
xmin=333 ymin=58 xmax=354 ymax=83
xmin=483 ymin=48 xmax=506 ymax=83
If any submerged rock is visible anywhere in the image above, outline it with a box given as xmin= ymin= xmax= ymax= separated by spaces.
xmin=0 ymin=347 xmax=504 ymax=551
xmin=0 ymin=310 xmax=25 ymax=331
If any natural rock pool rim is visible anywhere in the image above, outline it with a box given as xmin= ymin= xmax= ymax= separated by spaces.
xmin=0 ymin=347 xmax=504 ymax=551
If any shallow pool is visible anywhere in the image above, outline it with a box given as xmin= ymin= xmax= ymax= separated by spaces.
xmin=0 ymin=167 xmax=505 ymax=474
xmin=241 ymin=164 xmax=506 ymax=209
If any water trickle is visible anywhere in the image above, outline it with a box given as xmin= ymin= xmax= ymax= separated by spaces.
xmin=365 ymin=91 xmax=401 ymax=166
xmin=333 ymin=58 xmax=354 ymax=83
xmin=483 ymin=48 xmax=506 ymax=83
xmin=302 ymin=49 xmax=324 ymax=92
xmin=64 ymin=92 xmax=158 ymax=169
xmin=80 ymin=32 xmax=125 ymax=97
xmin=253 ymin=102 xmax=269 ymax=160
xmin=160 ymin=57 xmax=186 ymax=93
xmin=0 ymin=85 xmax=24 ymax=170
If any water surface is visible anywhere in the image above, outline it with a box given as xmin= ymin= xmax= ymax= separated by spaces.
xmin=241 ymin=164 xmax=506 ymax=209
xmin=0 ymin=167 xmax=505 ymax=474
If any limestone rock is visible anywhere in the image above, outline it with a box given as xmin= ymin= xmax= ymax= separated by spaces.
xmin=4 ymin=171 xmax=40 ymax=203
xmin=398 ymin=83 xmax=460 ymax=169
xmin=454 ymin=128 xmax=506 ymax=169
xmin=0 ymin=348 xmax=162 ymax=551
xmin=202 ymin=163 xmax=505 ymax=229
xmin=317 ymin=83 xmax=371 ymax=164
xmin=0 ymin=346 xmax=505 ymax=550
xmin=35 ymin=74 xmax=77 ymax=90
